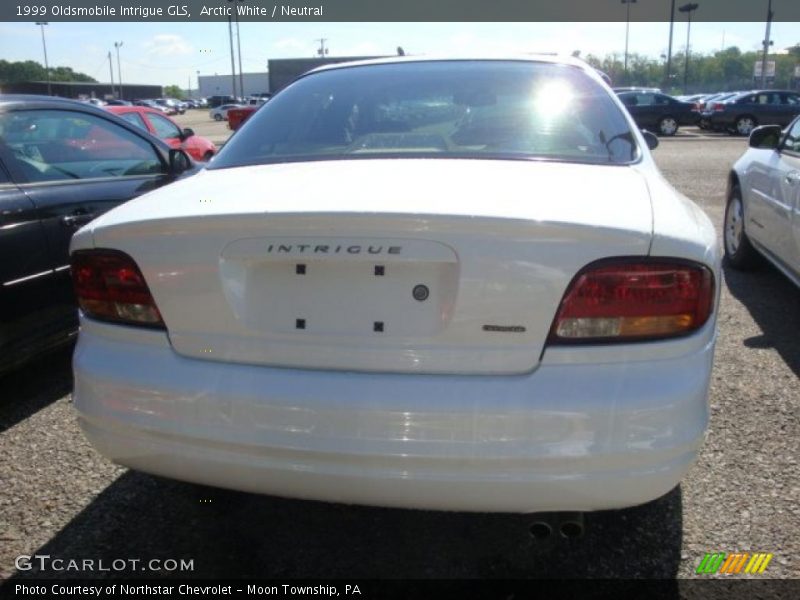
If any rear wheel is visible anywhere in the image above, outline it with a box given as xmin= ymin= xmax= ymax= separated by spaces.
xmin=724 ymin=185 xmax=761 ymax=269
xmin=213 ymin=114 xmax=223 ymax=122
xmin=658 ymin=116 xmax=679 ymax=136
xmin=735 ymin=116 xmax=757 ymax=136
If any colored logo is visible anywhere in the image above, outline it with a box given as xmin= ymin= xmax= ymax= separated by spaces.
xmin=696 ymin=552 xmax=773 ymax=574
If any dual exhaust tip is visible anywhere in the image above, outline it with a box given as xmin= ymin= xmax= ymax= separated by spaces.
xmin=529 ymin=512 xmax=585 ymax=539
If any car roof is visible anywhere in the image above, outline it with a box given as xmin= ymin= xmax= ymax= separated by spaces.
xmin=616 ymin=90 xmax=666 ymax=96
xmin=734 ymin=89 xmax=797 ymax=96
xmin=0 ymin=94 xmax=111 ymax=113
xmin=613 ymin=87 xmax=661 ymax=92
xmin=106 ymin=105 xmax=166 ymax=117
xmin=306 ymin=54 xmax=596 ymax=77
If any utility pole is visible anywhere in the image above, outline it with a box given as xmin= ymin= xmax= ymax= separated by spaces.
xmin=679 ymin=3 xmax=699 ymax=93
xmin=760 ymin=0 xmax=774 ymax=88
xmin=665 ymin=0 xmax=676 ymax=89
xmin=622 ymin=0 xmax=637 ymax=74
xmin=114 ymin=41 xmax=123 ymax=99
xmin=235 ymin=10 xmax=244 ymax=98
xmin=316 ymin=38 xmax=328 ymax=57
xmin=228 ymin=16 xmax=237 ymax=99
xmin=108 ymin=51 xmax=115 ymax=98
xmin=35 ymin=22 xmax=51 ymax=96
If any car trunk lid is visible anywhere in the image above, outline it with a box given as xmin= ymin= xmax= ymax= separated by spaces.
xmin=88 ymin=159 xmax=653 ymax=374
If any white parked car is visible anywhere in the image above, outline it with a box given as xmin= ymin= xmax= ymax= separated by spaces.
xmin=209 ymin=103 xmax=241 ymax=121
xmin=725 ymin=117 xmax=800 ymax=286
xmin=70 ymin=56 xmax=719 ymax=515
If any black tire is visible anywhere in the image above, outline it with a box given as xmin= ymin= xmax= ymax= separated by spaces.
xmin=213 ymin=114 xmax=223 ymax=122
xmin=203 ymin=151 xmax=214 ymax=161
xmin=734 ymin=115 xmax=757 ymax=136
xmin=723 ymin=185 xmax=761 ymax=269
xmin=658 ymin=116 xmax=679 ymax=136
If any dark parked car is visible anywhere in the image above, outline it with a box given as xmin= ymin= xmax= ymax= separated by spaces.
xmin=207 ymin=95 xmax=237 ymax=108
xmin=0 ymin=95 xmax=195 ymax=375
xmin=705 ymin=90 xmax=800 ymax=136
xmin=696 ymin=92 xmax=743 ymax=129
xmin=616 ymin=91 xmax=697 ymax=136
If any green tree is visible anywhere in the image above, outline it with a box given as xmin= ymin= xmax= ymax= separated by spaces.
xmin=0 ymin=59 xmax=96 ymax=83
xmin=163 ymin=85 xmax=185 ymax=100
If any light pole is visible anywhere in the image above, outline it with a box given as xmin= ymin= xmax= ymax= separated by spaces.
xmin=235 ymin=11 xmax=244 ymax=98
xmin=196 ymin=70 xmax=200 ymax=99
xmin=665 ymin=0 xmax=676 ymax=89
xmin=227 ymin=16 xmax=237 ymax=99
xmin=679 ymin=3 xmax=699 ymax=93
xmin=621 ymin=0 xmax=636 ymax=75
xmin=760 ymin=0 xmax=774 ymax=88
xmin=35 ymin=22 xmax=51 ymax=96
xmin=114 ymin=41 xmax=123 ymax=99
xmin=107 ymin=51 xmax=115 ymax=98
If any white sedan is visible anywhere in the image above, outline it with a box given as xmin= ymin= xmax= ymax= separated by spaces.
xmin=725 ymin=117 xmax=800 ymax=286
xmin=208 ymin=103 xmax=241 ymax=121
xmin=70 ymin=56 xmax=719 ymax=515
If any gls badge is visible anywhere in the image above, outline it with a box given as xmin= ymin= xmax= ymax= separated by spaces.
xmin=168 ymin=5 xmax=190 ymax=17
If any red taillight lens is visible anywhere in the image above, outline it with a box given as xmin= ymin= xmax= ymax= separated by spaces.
xmin=713 ymin=103 xmax=725 ymax=112
xmin=71 ymin=249 xmax=165 ymax=328
xmin=549 ymin=259 xmax=714 ymax=344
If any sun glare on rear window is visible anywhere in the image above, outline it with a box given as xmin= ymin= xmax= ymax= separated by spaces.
xmin=210 ymin=61 xmax=639 ymax=169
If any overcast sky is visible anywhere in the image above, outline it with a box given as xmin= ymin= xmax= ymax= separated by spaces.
xmin=0 ymin=21 xmax=797 ymax=89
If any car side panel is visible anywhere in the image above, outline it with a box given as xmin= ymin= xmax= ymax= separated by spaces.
xmin=0 ymin=167 xmax=67 ymax=374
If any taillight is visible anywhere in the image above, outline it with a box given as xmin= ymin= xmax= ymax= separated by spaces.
xmin=71 ymin=249 xmax=165 ymax=329
xmin=713 ymin=103 xmax=725 ymax=112
xmin=549 ymin=259 xmax=714 ymax=344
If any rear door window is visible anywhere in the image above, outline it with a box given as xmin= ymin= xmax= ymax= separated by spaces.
xmin=118 ymin=111 xmax=149 ymax=132
xmin=783 ymin=119 xmax=800 ymax=154
xmin=148 ymin=113 xmax=182 ymax=139
xmin=781 ymin=93 xmax=800 ymax=106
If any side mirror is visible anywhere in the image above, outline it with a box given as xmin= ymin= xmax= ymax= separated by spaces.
xmin=169 ymin=148 xmax=192 ymax=175
xmin=749 ymin=125 xmax=781 ymax=149
xmin=642 ymin=130 xmax=659 ymax=150
xmin=181 ymin=127 xmax=195 ymax=140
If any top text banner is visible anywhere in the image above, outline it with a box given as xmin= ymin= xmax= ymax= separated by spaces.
xmin=3 ymin=0 xmax=800 ymax=22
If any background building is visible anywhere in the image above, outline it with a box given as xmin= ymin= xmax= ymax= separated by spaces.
xmin=197 ymin=72 xmax=270 ymax=98
xmin=0 ymin=80 xmax=162 ymax=100
xmin=267 ymin=57 xmax=383 ymax=93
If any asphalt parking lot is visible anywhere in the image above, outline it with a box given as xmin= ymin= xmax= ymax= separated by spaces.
xmin=175 ymin=109 xmax=232 ymax=146
xmin=0 ymin=129 xmax=798 ymax=581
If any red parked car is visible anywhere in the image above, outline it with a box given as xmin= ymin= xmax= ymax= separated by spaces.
xmin=227 ymin=105 xmax=258 ymax=131
xmin=105 ymin=106 xmax=217 ymax=161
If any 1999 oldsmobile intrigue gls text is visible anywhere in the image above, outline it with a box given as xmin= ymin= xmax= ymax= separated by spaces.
xmin=70 ymin=57 xmax=719 ymax=514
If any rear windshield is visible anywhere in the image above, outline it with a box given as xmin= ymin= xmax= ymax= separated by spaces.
xmin=210 ymin=61 xmax=639 ymax=169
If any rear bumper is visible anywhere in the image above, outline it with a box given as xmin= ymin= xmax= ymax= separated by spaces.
xmin=73 ymin=318 xmax=714 ymax=513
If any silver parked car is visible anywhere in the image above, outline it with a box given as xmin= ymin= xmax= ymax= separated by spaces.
xmin=209 ymin=103 xmax=241 ymax=121
xmin=725 ymin=117 xmax=800 ymax=286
